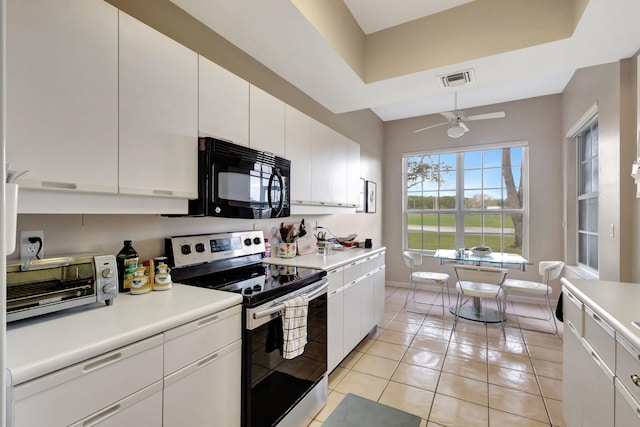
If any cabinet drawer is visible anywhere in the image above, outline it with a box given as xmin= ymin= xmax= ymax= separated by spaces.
xmin=70 ymin=381 xmax=163 ymax=427
xmin=164 ymin=340 xmax=242 ymax=427
xmin=326 ymin=266 xmax=344 ymax=292
xmin=617 ymin=335 xmax=640 ymax=404
xmin=583 ymin=305 xmax=615 ymax=369
xmin=616 ymin=378 xmax=640 ymax=427
xmin=13 ymin=335 xmax=163 ymax=427
xmin=343 ymin=259 xmax=365 ymax=284
xmin=372 ymin=252 xmax=385 ymax=269
xmin=164 ymin=305 xmax=242 ymax=375
xmin=563 ymin=286 xmax=583 ymax=336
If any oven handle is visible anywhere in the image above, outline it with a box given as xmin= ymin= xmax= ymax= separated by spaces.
xmin=252 ymin=281 xmax=328 ymax=320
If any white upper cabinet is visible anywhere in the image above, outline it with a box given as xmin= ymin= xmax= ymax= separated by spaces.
xmin=119 ymin=12 xmax=198 ymax=198
xmin=249 ymin=85 xmax=285 ymax=156
xmin=331 ymin=134 xmax=348 ymax=205
xmin=198 ymin=56 xmax=249 ymax=145
xmin=346 ymin=138 xmax=361 ymax=207
xmin=311 ymin=121 xmax=333 ymax=204
xmin=6 ymin=0 xmax=119 ymax=193
xmin=285 ymin=106 xmax=312 ymax=204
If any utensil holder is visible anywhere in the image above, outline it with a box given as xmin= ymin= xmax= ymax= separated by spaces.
xmin=278 ymin=242 xmax=297 ymax=258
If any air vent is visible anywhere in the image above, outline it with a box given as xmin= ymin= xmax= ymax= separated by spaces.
xmin=438 ymin=69 xmax=475 ymax=88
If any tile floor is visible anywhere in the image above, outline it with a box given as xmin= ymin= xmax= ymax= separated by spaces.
xmin=310 ymin=285 xmax=565 ymax=427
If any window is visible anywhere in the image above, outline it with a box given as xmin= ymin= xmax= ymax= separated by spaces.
xmin=403 ymin=143 xmax=527 ymax=254
xmin=576 ymin=119 xmax=598 ymax=272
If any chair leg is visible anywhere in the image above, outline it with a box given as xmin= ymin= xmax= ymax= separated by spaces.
xmin=546 ymin=292 xmax=558 ymax=334
xmin=496 ymin=294 xmax=506 ymax=338
xmin=452 ymin=292 xmax=462 ymax=332
xmin=403 ymin=279 xmax=414 ymax=310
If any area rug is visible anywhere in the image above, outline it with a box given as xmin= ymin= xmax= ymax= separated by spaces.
xmin=322 ymin=393 xmax=421 ymax=427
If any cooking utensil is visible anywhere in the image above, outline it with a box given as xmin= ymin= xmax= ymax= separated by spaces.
xmin=298 ymin=219 xmax=306 ymax=237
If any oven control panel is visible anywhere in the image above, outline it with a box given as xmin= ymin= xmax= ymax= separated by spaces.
xmin=166 ymin=230 xmax=266 ymax=267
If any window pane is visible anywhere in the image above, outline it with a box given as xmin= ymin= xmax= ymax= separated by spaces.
xmin=510 ymin=147 xmax=523 ymax=167
xmin=464 ymin=234 xmax=483 ymax=248
xmin=591 ymin=124 xmax=599 ymax=156
xmin=439 ymin=191 xmax=456 ymax=209
xmin=464 ymin=170 xmax=482 ymax=189
xmin=588 ymin=234 xmax=598 ymax=270
xmin=483 ymin=214 xmax=502 ymax=230
xmin=439 ymin=171 xmax=456 ymax=191
xmin=483 ymin=168 xmax=502 ymax=188
xmin=581 ymin=129 xmax=592 ymax=162
xmin=407 ymin=192 xmax=422 ymax=210
xmin=587 ymin=197 xmax=598 ymax=232
xmin=484 ymin=234 xmax=502 ymax=252
xmin=423 ymin=192 xmax=437 ymax=209
xmin=422 ymin=230 xmax=439 ymax=250
xmin=578 ymin=199 xmax=587 ymax=231
xmin=483 ymin=150 xmax=502 ymax=167
xmin=580 ymin=159 xmax=592 ymax=194
xmin=464 ymin=151 xmax=481 ymax=169
xmin=578 ymin=233 xmax=587 ymax=264
xmin=592 ymin=157 xmax=599 ymax=192
xmin=464 ymin=214 xmax=482 ymax=231
xmin=484 ymin=189 xmax=503 ymax=209
xmin=464 ymin=190 xmax=482 ymax=208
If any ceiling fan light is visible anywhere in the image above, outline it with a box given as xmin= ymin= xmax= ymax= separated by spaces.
xmin=447 ymin=125 xmax=466 ymax=138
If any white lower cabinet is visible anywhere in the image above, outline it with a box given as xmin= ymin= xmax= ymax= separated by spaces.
xmin=11 ymin=335 xmax=164 ymax=427
xmin=9 ymin=306 xmax=242 ymax=427
xmin=327 ymin=251 xmax=385 ymax=373
xmin=163 ymin=340 xmax=241 ymax=427
xmin=616 ymin=378 xmax=640 ymax=427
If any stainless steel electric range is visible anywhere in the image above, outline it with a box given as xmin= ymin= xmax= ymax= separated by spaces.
xmin=166 ymin=231 xmax=328 ymax=427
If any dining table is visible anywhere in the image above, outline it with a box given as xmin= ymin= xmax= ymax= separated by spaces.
xmin=433 ymin=249 xmax=533 ymax=323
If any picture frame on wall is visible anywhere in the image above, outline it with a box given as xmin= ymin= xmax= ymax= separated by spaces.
xmin=356 ymin=178 xmax=366 ymax=212
xmin=366 ymin=181 xmax=376 ymax=213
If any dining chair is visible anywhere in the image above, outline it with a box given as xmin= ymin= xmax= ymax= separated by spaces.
xmin=402 ymin=251 xmax=450 ymax=315
xmin=452 ymin=264 xmax=509 ymax=336
xmin=502 ymin=260 xmax=564 ymax=333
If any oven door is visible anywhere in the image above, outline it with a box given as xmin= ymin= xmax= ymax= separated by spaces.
xmin=243 ymin=281 xmax=327 ymax=427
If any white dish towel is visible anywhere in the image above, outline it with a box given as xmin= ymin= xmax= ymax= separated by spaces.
xmin=282 ymin=294 xmax=309 ymax=359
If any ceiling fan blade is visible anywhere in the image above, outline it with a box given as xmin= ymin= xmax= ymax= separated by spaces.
xmin=413 ymin=122 xmax=448 ymax=133
xmin=464 ymin=111 xmax=506 ymax=121
xmin=440 ymin=111 xmax=458 ymax=120
xmin=459 ymin=122 xmax=470 ymax=132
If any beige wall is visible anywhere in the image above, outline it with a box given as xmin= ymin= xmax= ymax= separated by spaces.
xmin=561 ymin=59 xmax=636 ymax=282
xmin=10 ymin=0 xmax=384 ymax=263
xmin=382 ymin=95 xmax=565 ymax=298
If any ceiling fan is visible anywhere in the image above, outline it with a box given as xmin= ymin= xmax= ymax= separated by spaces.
xmin=413 ymin=92 xmax=506 ymax=138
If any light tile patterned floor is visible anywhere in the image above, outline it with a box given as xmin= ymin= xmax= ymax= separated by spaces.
xmin=310 ymin=286 xmax=566 ymax=427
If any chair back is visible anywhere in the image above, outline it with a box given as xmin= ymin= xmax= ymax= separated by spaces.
xmin=453 ymin=264 xmax=508 ymax=286
xmin=539 ymin=261 xmax=565 ymax=284
xmin=402 ymin=251 xmax=423 ymax=270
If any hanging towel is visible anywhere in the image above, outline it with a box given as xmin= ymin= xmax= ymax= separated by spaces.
xmin=282 ymin=295 xmax=309 ymax=359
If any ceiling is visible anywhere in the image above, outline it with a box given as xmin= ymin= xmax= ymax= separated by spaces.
xmin=170 ymin=0 xmax=640 ymax=122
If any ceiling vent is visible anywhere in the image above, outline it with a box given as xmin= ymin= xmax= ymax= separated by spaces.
xmin=438 ymin=69 xmax=475 ymax=88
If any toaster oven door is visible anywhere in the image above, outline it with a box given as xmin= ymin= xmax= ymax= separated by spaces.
xmin=6 ymin=259 xmax=98 ymax=321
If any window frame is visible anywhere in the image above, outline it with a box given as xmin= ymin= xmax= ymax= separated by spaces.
xmin=402 ymin=140 xmax=529 ymax=256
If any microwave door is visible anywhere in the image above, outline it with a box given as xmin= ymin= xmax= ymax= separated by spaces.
xmin=267 ymin=168 xmax=284 ymax=217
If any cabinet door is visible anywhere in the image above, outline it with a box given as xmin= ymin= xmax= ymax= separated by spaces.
xmin=249 ymin=85 xmax=285 ymax=156
xmin=563 ymin=319 xmax=583 ymax=427
xmin=6 ymin=0 xmax=118 ymax=193
xmin=328 ymin=287 xmax=345 ymax=373
xmin=330 ymin=133 xmax=348 ymax=205
xmin=164 ymin=340 xmax=242 ymax=427
xmin=70 ymin=382 xmax=163 ymax=427
xmin=199 ymin=56 xmax=249 ymax=145
xmin=359 ymin=273 xmax=375 ymax=336
xmin=615 ymin=379 xmax=640 ymax=427
xmin=582 ymin=339 xmax=614 ymax=427
xmin=343 ymin=278 xmax=363 ymax=354
xmin=310 ymin=120 xmax=333 ymax=204
xmin=346 ymin=139 xmax=361 ymax=207
xmin=13 ymin=335 xmax=163 ymax=427
xmin=285 ymin=106 xmax=312 ymax=203
xmin=374 ymin=265 xmax=386 ymax=326
xmin=119 ymin=12 xmax=198 ymax=198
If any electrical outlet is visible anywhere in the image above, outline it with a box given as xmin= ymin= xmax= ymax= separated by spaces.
xmin=20 ymin=230 xmax=44 ymax=261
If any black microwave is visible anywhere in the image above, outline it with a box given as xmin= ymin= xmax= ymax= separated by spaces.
xmin=186 ymin=137 xmax=290 ymax=219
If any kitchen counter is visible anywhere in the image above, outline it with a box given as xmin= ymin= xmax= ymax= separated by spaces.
xmin=264 ymin=246 xmax=386 ymax=270
xmin=560 ymin=277 xmax=640 ymax=350
xmin=6 ymin=284 xmax=242 ymax=386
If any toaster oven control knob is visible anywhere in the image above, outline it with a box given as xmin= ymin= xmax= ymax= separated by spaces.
xmin=181 ymin=245 xmax=191 ymax=255
xmin=103 ymin=283 xmax=116 ymax=294
xmin=101 ymin=268 xmax=114 ymax=278
xmin=195 ymin=243 xmax=206 ymax=253
xmin=253 ymin=237 xmax=261 ymax=245
xmin=244 ymin=238 xmax=252 ymax=246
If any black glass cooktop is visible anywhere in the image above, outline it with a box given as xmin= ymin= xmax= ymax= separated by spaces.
xmin=174 ymin=262 xmax=326 ymax=308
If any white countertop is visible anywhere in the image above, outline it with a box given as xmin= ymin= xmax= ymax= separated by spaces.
xmin=263 ymin=247 xmax=386 ymax=271
xmin=561 ymin=278 xmax=640 ymax=350
xmin=6 ymin=284 xmax=242 ymax=386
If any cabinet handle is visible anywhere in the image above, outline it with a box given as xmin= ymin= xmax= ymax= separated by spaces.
xmin=632 ymin=374 xmax=640 ymax=387
xmin=329 ymin=290 xmax=338 ymax=296
xmin=152 ymin=189 xmax=173 ymax=196
xmin=197 ymin=352 xmax=219 ymax=368
xmin=42 ymin=181 xmax=78 ymax=190
xmin=82 ymin=404 xmax=121 ymax=427
xmin=591 ymin=312 xmax=602 ymax=323
xmin=197 ymin=314 xmax=219 ymax=328
xmin=82 ymin=352 xmax=122 ymax=373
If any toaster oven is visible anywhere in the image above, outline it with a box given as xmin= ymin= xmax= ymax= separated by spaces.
xmin=6 ymin=254 xmax=118 ymax=322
